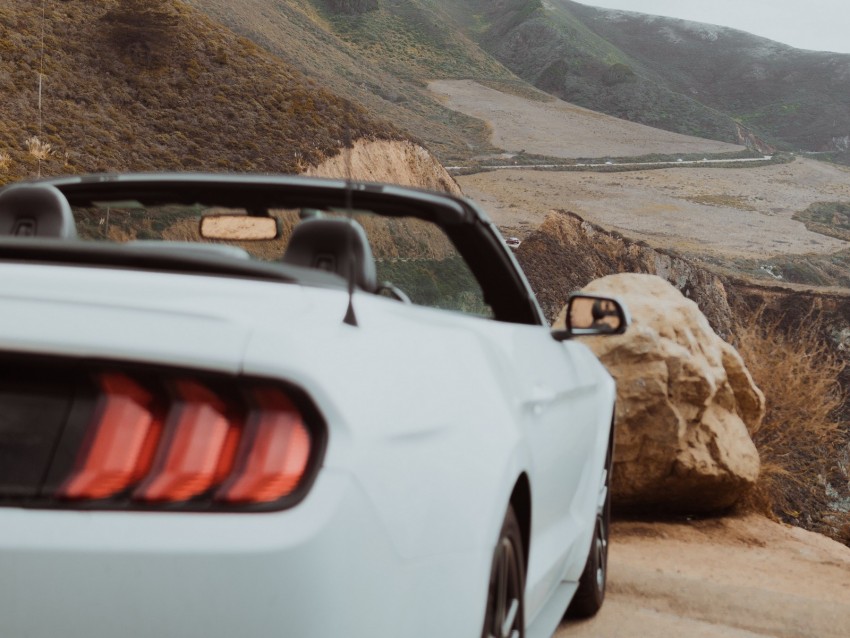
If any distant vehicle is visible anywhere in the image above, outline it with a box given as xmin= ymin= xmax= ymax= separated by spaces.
xmin=0 ymin=173 xmax=628 ymax=638
xmin=604 ymin=160 xmax=613 ymax=165
xmin=506 ymin=236 xmax=522 ymax=249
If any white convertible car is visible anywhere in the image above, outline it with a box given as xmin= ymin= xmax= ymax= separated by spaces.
xmin=0 ymin=173 xmax=627 ymax=638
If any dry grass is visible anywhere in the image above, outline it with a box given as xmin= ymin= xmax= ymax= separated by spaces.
xmin=735 ymin=308 xmax=850 ymax=543
xmin=683 ymin=193 xmax=757 ymax=211
xmin=24 ymin=135 xmax=54 ymax=161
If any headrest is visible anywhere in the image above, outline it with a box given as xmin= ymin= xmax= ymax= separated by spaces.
xmin=0 ymin=183 xmax=77 ymax=238
xmin=282 ymin=217 xmax=377 ymax=292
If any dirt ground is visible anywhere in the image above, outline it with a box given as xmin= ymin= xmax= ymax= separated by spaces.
xmin=429 ymin=80 xmax=850 ymax=262
xmin=558 ymin=515 xmax=850 ymax=638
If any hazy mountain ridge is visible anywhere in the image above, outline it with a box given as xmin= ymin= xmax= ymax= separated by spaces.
xmin=565 ymin=1 xmax=850 ymax=153
xmin=428 ymin=0 xmax=849 ymax=157
xmin=451 ymin=0 xmax=745 ymax=145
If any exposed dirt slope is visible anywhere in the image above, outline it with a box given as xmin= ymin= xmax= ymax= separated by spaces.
xmin=305 ymin=139 xmax=462 ymax=195
xmin=558 ymin=515 xmax=850 ymax=638
xmin=430 ymin=79 xmax=743 ymax=159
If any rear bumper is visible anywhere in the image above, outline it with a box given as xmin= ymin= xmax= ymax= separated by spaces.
xmin=0 ymin=469 xmax=487 ymax=638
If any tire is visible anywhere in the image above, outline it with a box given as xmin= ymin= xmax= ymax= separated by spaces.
xmin=481 ymin=506 xmax=526 ymax=638
xmin=566 ymin=429 xmax=613 ymax=619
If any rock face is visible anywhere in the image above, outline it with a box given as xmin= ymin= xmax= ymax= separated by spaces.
xmin=515 ymin=211 xmax=738 ymax=338
xmin=557 ymin=273 xmax=764 ymax=512
xmin=305 ymin=140 xmax=462 ymax=196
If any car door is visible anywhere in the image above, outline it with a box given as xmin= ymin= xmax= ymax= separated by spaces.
xmin=492 ymin=322 xmax=605 ymax=620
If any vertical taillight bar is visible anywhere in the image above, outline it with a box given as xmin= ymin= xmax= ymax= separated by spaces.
xmin=134 ymin=380 xmax=234 ymax=502
xmin=216 ymin=387 xmax=311 ymax=504
xmin=59 ymin=374 xmax=158 ymax=500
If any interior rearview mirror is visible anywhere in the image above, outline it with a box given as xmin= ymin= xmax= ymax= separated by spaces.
xmin=199 ymin=214 xmax=280 ymax=241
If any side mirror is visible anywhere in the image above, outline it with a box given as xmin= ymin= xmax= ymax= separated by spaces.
xmin=199 ymin=214 xmax=281 ymax=241
xmin=552 ymin=294 xmax=630 ymax=341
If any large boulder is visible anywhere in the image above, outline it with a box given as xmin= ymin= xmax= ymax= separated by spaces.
xmin=556 ymin=273 xmax=764 ymax=512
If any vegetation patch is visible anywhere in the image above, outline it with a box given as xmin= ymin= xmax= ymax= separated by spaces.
xmin=810 ymin=152 xmax=850 ymax=168
xmin=0 ymin=1 xmax=402 ymax=184
xmin=707 ymin=248 xmax=850 ymax=289
xmin=793 ymin=201 xmax=850 ymax=242
xmin=684 ymin=194 xmax=757 ymax=211
xmin=736 ymin=309 xmax=850 ymax=545
xmin=322 ymin=2 xmax=510 ymax=79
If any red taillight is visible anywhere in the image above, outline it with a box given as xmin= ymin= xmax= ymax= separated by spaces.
xmin=56 ymin=373 xmax=319 ymax=510
xmin=216 ymin=387 xmax=311 ymax=504
xmin=60 ymin=374 xmax=159 ymax=499
xmin=134 ymin=380 xmax=234 ymax=502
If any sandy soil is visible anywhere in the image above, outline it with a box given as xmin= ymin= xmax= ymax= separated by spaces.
xmin=429 ymin=79 xmax=850 ymax=261
xmin=557 ymin=515 xmax=850 ymax=637
xmin=429 ymin=80 xmax=744 ymax=159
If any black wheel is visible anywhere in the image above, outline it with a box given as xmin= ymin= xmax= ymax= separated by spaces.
xmin=566 ymin=430 xmax=612 ymax=619
xmin=481 ymin=506 xmax=525 ymax=638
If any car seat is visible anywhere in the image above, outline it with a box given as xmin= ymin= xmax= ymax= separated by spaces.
xmin=0 ymin=183 xmax=77 ymax=238
xmin=281 ymin=217 xmax=377 ymax=292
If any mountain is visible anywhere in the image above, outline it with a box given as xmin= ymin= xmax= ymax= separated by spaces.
xmin=183 ymin=0 xmax=516 ymax=160
xmin=456 ymin=0 xmax=742 ymax=145
xmin=185 ymin=0 xmax=850 ymax=159
xmin=4 ymin=0 xmax=849 ymax=184
xmin=460 ymin=0 xmax=850 ymax=154
xmin=566 ymin=1 xmax=850 ymax=152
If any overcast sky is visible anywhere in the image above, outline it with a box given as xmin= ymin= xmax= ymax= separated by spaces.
xmin=573 ymin=1 xmax=850 ymax=54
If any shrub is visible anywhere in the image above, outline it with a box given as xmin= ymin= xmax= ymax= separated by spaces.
xmin=735 ymin=308 xmax=850 ymax=542
xmin=24 ymin=135 xmax=54 ymax=161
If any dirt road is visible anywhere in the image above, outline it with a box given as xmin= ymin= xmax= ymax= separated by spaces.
xmin=557 ymin=515 xmax=850 ymax=637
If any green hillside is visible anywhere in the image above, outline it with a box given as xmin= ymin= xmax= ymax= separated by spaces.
xmin=194 ymin=0 xmax=850 ymax=159
xmin=566 ymin=1 xmax=850 ymax=153
xmin=453 ymin=0 xmax=750 ymax=146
